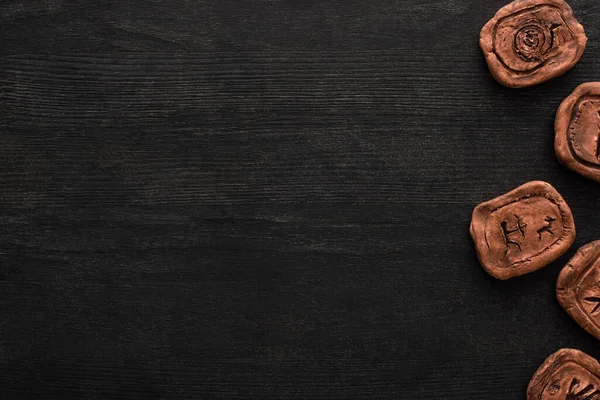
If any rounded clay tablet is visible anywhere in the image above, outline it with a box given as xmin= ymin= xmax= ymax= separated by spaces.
xmin=555 ymin=82 xmax=600 ymax=183
xmin=557 ymin=241 xmax=600 ymax=340
xmin=480 ymin=0 xmax=586 ymax=88
xmin=527 ymin=348 xmax=600 ymax=399
xmin=470 ymin=181 xmax=575 ymax=280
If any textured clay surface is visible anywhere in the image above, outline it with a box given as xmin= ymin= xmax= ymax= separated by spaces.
xmin=555 ymin=82 xmax=600 ymax=183
xmin=557 ymin=241 xmax=600 ymax=340
xmin=470 ymin=181 xmax=575 ymax=280
xmin=527 ymin=349 xmax=600 ymax=399
xmin=480 ymin=0 xmax=586 ymax=88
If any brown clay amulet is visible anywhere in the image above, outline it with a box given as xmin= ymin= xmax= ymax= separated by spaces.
xmin=470 ymin=181 xmax=575 ymax=280
xmin=480 ymin=0 xmax=586 ymax=88
xmin=557 ymin=241 xmax=600 ymax=340
xmin=555 ymin=83 xmax=600 ymax=183
xmin=527 ymin=349 xmax=600 ymax=399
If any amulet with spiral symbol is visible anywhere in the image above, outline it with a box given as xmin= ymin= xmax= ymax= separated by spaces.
xmin=480 ymin=0 xmax=586 ymax=88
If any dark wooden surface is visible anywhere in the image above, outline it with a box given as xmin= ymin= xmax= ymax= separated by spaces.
xmin=2 ymin=0 xmax=600 ymax=398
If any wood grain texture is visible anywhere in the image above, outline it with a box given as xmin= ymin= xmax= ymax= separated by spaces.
xmin=3 ymin=0 xmax=600 ymax=398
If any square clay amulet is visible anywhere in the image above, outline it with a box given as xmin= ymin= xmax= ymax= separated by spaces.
xmin=527 ymin=348 xmax=600 ymax=399
xmin=557 ymin=241 xmax=600 ymax=340
xmin=480 ymin=0 xmax=586 ymax=88
xmin=555 ymin=83 xmax=600 ymax=183
xmin=470 ymin=181 xmax=575 ymax=280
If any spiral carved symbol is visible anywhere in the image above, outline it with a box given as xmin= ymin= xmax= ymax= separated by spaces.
xmin=514 ymin=21 xmax=555 ymax=62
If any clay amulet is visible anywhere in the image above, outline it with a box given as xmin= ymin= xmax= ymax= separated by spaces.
xmin=557 ymin=241 xmax=600 ymax=340
xmin=470 ymin=181 xmax=575 ymax=280
xmin=480 ymin=0 xmax=586 ymax=88
xmin=527 ymin=349 xmax=600 ymax=399
xmin=555 ymin=83 xmax=600 ymax=183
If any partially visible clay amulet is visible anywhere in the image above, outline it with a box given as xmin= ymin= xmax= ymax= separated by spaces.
xmin=480 ymin=0 xmax=586 ymax=88
xmin=527 ymin=348 xmax=600 ymax=399
xmin=555 ymin=83 xmax=600 ymax=183
xmin=557 ymin=241 xmax=600 ymax=340
xmin=470 ymin=181 xmax=575 ymax=280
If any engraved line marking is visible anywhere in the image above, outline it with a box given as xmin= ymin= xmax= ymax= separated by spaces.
xmin=584 ymin=297 xmax=600 ymax=315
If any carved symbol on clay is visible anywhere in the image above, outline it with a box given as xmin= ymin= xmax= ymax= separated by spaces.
xmin=513 ymin=21 xmax=561 ymax=62
xmin=584 ymin=295 xmax=600 ymax=315
xmin=537 ymin=216 xmax=557 ymax=240
xmin=501 ymin=214 xmax=527 ymax=253
xmin=567 ymin=378 xmax=600 ymax=399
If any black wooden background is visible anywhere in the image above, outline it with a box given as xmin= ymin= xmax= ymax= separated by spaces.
xmin=2 ymin=0 xmax=600 ymax=398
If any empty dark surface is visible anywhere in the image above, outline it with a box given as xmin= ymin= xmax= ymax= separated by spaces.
xmin=2 ymin=0 xmax=600 ymax=399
